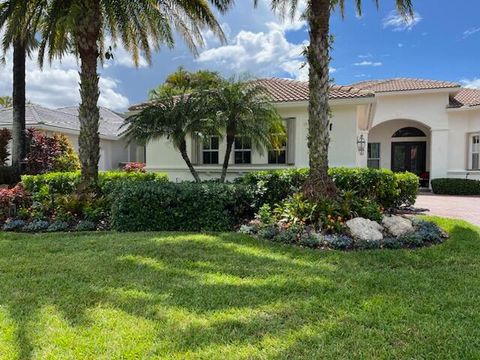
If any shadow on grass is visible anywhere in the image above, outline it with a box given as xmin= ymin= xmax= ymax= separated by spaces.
xmin=0 ymin=219 xmax=479 ymax=358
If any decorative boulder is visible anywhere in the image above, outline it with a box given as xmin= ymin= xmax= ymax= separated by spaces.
xmin=346 ymin=217 xmax=384 ymax=242
xmin=382 ymin=215 xmax=414 ymax=237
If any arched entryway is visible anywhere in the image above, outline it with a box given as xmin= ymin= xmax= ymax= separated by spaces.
xmin=368 ymin=119 xmax=431 ymax=186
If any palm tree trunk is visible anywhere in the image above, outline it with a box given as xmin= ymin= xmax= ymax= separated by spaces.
xmin=303 ymin=0 xmax=337 ymax=199
xmin=12 ymin=40 xmax=26 ymax=173
xmin=220 ymin=131 xmax=235 ymax=183
xmin=179 ymin=140 xmax=201 ymax=182
xmin=76 ymin=2 xmax=101 ymax=191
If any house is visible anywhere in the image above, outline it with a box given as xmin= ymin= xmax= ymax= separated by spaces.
xmin=129 ymin=78 xmax=480 ymax=184
xmin=0 ymin=104 xmax=144 ymax=170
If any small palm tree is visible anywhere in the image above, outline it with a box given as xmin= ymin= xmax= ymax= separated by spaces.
xmin=257 ymin=0 xmax=413 ymax=199
xmin=211 ymin=80 xmax=285 ymax=183
xmin=6 ymin=0 xmax=233 ymax=190
xmin=123 ymin=92 xmax=218 ymax=182
xmin=0 ymin=96 xmax=13 ymax=108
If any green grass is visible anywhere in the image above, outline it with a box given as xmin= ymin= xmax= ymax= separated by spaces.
xmin=0 ymin=217 xmax=480 ymax=359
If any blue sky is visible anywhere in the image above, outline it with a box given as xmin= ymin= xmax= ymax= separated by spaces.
xmin=1 ymin=0 xmax=479 ymax=111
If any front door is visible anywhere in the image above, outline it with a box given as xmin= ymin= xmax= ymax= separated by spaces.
xmin=391 ymin=142 xmax=426 ymax=175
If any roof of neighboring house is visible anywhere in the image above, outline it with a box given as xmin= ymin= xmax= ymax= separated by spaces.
xmin=449 ymin=88 xmax=480 ymax=108
xmin=0 ymin=104 xmax=125 ymax=137
xmin=350 ymin=78 xmax=461 ymax=93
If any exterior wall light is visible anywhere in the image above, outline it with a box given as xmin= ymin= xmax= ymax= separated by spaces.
xmin=357 ymin=134 xmax=366 ymax=155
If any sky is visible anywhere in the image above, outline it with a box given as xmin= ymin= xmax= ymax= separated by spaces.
xmin=1 ymin=0 xmax=480 ymax=112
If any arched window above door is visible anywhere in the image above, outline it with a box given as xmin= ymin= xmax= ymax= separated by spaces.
xmin=392 ymin=127 xmax=427 ymax=138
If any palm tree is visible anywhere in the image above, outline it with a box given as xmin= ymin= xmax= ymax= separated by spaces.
xmin=0 ymin=1 xmax=39 ymax=172
xmin=123 ymin=91 xmax=218 ymax=182
xmin=0 ymin=96 xmax=12 ymax=108
xmin=9 ymin=0 xmax=233 ymax=190
xmin=257 ymin=0 xmax=413 ymax=199
xmin=211 ymin=80 xmax=285 ymax=183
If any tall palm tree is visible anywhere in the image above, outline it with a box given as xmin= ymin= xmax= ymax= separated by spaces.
xmin=0 ymin=1 xmax=39 ymax=172
xmin=8 ymin=0 xmax=233 ymax=190
xmin=212 ymin=80 xmax=285 ymax=183
xmin=257 ymin=0 xmax=413 ymax=199
xmin=123 ymin=91 xmax=218 ymax=182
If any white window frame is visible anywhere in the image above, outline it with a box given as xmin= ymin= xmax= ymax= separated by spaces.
xmin=367 ymin=142 xmax=381 ymax=169
xmin=202 ymin=135 xmax=219 ymax=165
xmin=234 ymin=136 xmax=252 ymax=164
xmin=469 ymin=133 xmax=480 ymax=170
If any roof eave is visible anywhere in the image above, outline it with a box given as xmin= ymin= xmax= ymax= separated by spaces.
xmin=374 ymin=87 xmax=462 ymax=97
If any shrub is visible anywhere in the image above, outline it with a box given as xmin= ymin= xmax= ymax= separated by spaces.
xmin=0 ymin=184 xmax=31 ymax=221
xmin=75 ymin=220 xmax=97 ymax=232
xmin=2 ymin=219 xmax=26 ymax=231
xmin=24 ymin=129 xmax=61 ymax=175
xmin=237 ymin=168 xmax=419 ymax=210
xmin=0 ymin=166 xmax=20 ymax=186
xmin=23 ymin=219 xmax=50 ymax=232
xmin=47 ymin=220 xmax=70 ymax=232
xmin=123 ymin=162 xmax=146 ymax=173
xmin=111 ymin=182 xmax=254 ymax=232
xmin=431 ymin=178 xmax=480 ymax=195
xmin=0 ymin=128 xmax=11 ymax=165
xmin=51 ymin=134 xmax=80 ymax=172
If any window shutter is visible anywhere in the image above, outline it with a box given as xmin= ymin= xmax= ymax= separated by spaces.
xmin=191 ymin=135 xmax=199 ymax=165
xmin=286 ymin=118 xmax=296 ymax=165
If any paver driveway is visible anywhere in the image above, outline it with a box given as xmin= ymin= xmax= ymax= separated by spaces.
xmin=415 ymin=194 xmax=480 ymax=226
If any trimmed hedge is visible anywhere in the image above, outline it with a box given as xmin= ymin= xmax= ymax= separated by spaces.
xmin=22 ymin=171 xmax=169 ymax=197
xmin=236 ymin=167 xmax=419 ymax=209
xmin=111 ymin=182 xmax=254 ymax=232
xmin=431 ymin=178 xmax=480 ymax=195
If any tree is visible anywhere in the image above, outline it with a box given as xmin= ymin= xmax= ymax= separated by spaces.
xmin=0 ymin=96 xmax=12 ymax=108
xmin=257 ymin=0 xmax=413 ymax=199
xmin=123 ymin=91 xmax=218 ymax=182
xmin=0 ymin=1 xmax=39 ymax=173
xmin=148 ymin=67 xmax=223 ymax=99
xmin=9 ymin=0 xmax=233 ymax=191
xmin=211 ymin=80 xmax=285 ymax=182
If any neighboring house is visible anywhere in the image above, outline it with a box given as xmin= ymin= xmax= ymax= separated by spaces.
xmin=131 ymin=77 xmax=480 ymax=184
xmin=0 ymin=104 xmax=144 ymax=170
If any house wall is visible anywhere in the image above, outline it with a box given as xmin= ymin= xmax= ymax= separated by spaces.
xmin=145 ymin=102 xmax=361 ymax=182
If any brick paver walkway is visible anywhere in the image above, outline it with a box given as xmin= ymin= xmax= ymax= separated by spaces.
xmin=415 ymin=194 xmax=480 ymax=227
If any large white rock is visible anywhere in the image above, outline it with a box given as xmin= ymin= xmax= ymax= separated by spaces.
xmin=382 ymin=215 xmax=414 ymax=237
xmin=346 ymin=217 xmax=384 ymax=242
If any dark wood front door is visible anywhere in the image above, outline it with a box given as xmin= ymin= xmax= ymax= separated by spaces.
xmin=391 ymin=142 xmax=426 ymax=175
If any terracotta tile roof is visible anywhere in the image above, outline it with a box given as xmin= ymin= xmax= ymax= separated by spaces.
xmin=350 ymin=78 xmax=461 ymax=93
xmin=449 ymin=88 xmax=480 ymax=108
xmin=254 ymin=78 xmax=374 ymax=103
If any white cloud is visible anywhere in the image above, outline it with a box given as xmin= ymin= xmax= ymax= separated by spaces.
xmin=398 ymin=43 xmax=404 ymax=48
xmin=353 ymin=61 xmax=383 ymax=67
xmin=0 ymin=50 xmax=129 ymax=111
xmin=463 ymin=27 xmax=480 ymax=39
xmin=460 ymin=78 xmax=480 ymax=89
xmin=358 ymin=53 xmax=373 ymax=59
xmin=383 ymin=11 xmax=422 ymax=31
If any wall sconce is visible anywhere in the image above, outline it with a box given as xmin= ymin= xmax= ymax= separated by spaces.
xmin=357 ymin=134 xmax=366 ymax=155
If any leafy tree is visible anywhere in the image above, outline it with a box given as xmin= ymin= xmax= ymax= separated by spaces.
xmin=0 ymin=1 xmax=39 ymax=173
xmin=211 ymin=80 xmax=285 ymax=182
xmin=0 ymin=128 xmax=12 ymax=165
xmin=52 ymin=134 xmax=80 ymax=172
xmin=148 ymin=67 xmax=223 ymax=99
xmin=0 ymin=96 xmax=13 ymax=108
xmin=123 ymin=91 xmax=218 ymax=182
xmin=6 ymin=0 xmax=233 ymax=190
xmin=257 ymin=0 xmax=413 ymax=199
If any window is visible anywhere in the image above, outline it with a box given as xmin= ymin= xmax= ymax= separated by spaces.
xmin=202 ymin=136 xmax=219 ymax=165
xmin=234 ymin=136 xmax=251 ymax=164
xmin=471 ymin=134 xmax=480 ymax=170
xmin=392 ymin=127 xmax=426 ymax=138
xmin=268 ymin=134 xmax=287 ymax=164
xmin=367 ymin=143 xmax=381 ymax=169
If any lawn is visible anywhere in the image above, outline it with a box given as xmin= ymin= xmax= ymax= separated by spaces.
xmin=0 ymin=217 xmax=480 ymax=359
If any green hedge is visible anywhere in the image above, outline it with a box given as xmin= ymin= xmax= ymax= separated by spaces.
xmin=237 ymin=168 xmax=419 ymax=209
xmin=22 ymin=171 xmax=169 ymax=197
xmin=111 ymin=182 xmax=254 ymax=232
xmin=431 ymin=178 xmax=480 ymax=195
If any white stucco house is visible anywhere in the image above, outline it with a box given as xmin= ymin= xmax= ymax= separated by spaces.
xmin=131 ymin=78 xmax=480 ymax=185
xmin=0 ymin=104 xmax=144 ymax=170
